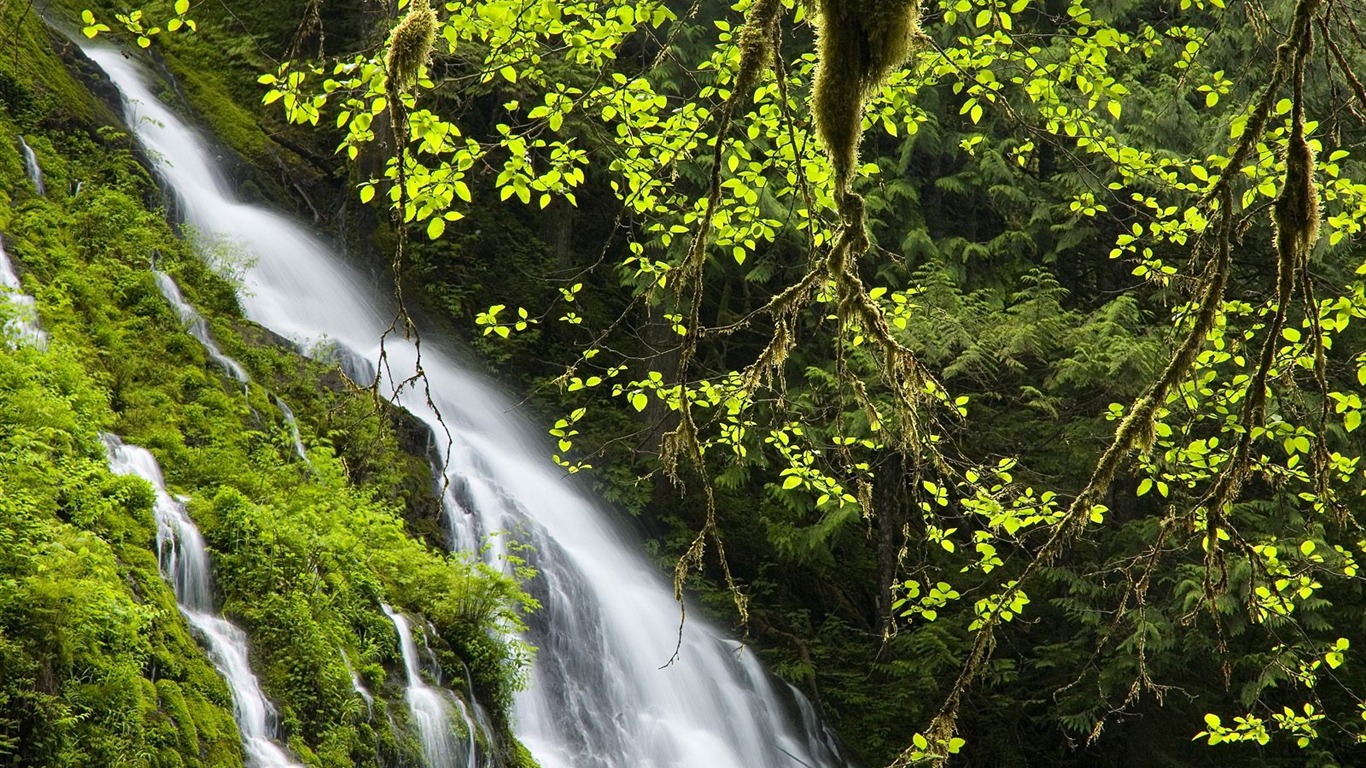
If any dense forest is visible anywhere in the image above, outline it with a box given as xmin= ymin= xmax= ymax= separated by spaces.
xmin=4 ymin=0 xmax=1366 ymax=766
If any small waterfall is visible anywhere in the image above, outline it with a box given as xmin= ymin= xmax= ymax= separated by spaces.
xmin=450 ymin=698 xmax=479 ymax=768
xmin=19 ymin=137 xmax=45 ymax=196
xmin=381 ymin=604 xmax=479 ymax=768
xmin=272 ymin=395 xmax=310 ymax=464
xmin=0 ymin=236 xmax=48 ymax=349
xmin=153 ymin=270 xmax=250 ymax=384
xmin=786 ymin=684 xmax=846 ymax=761
xmin=101 ymin=435 xmax=303 ymax=768
xmin=154 ymin=270 xmax=309 ymax=464
xmin=322 ymin=340 xmax=377 ymax=386
xmin=431 ymin=450 xmax=482 ymax=555
xmin=340 ymin=649 xmax=375 ymax=715
xmin=458 ymin=661 xmax=497 ymax=768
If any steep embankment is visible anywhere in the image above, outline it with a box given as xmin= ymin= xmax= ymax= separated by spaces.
xmin=0 ymin=6 xmax=535 ymax=767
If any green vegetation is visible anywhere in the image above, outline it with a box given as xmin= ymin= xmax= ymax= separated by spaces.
xmin=240 ymin=0 xmax=1366 ymax=765
xmin=13 ymin=0 xmax=1366 ymax=765
xmin=0 ymin=3 xmax=535 ymax=766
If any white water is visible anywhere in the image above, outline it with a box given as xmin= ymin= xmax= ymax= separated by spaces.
xmin=272 ymin=395 xmax=310 ymax=463
xmin=154 ymin=270 xmax=309 ymax=463
xmin=0 ymin=237 xmax=48 ymax=349
xmin=84 ymin=43 xmax=847 ymax=768
xmin=154 ymin=270 xmax=250 ymax=384
xmin=19 ymin=137 xmax=45 ymax=195
xmin=382 ymin=604 xmax=475 ymax=768
xmin=340 ymin=649 xmax=375 ymax=715
xmin=101 ymin=434 xmax=302 ymax=768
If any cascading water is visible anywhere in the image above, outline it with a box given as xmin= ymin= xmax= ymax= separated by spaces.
xmin=100 ymin=434 xmax=303 ymax=768
xmin=19 ymin=137 xmax=45 ymax=195
xmin=340 ymin=649 xmax=376 ymax=715
xmin=82 ymin=42 xmax=849 ymax=768
xmin=153 ymin=269 xmax=310 ymax=463
xmin=154 ymin=270 xmax=250 ymax=384
xmin=272 ymin=395 xmax=310 ymax=464
xmin=0 ymin=236 xmax=48 ymax=349
xmin=381 ymin=604 xmax=477 ymax=768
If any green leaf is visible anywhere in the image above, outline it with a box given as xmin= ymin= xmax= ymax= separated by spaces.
xmin=630 ymin=392 xmax=648 ymax=411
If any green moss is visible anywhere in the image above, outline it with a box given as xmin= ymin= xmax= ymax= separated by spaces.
xmin=0 ymin=18 xmax=534 ymax=768
xmin=0 ymin=4 xmax=109 ymax=127
xmin=156 ymin=680 xmax=202 ymax=757
xmin=811 ymin=0 xmax=923 ymax=189
xmin=156 ymin=47 xmax=273 ymax=167
xmin=385 ymin=0 xmax=437 ymax=93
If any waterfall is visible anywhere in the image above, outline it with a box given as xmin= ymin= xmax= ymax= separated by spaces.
xmin=340 ymin=649 xmax=376 ymax=715
xmin=153 ymin=269 xmax=309 ymax=463
xmin=381 ymin=604 xmax=477 ymax=768
xmin=81 ymin=42 xmax=849 ymax=768
xmin=458 ymin=660 xmax=496 ymax=768
xmin=100 ymin=434 xmax=303 ymax=768
xmin=0 ymin=236 xmax=48 ymax=349
xmin=19 ymin=137 xmax=45 ymax=195
xmin=153 ymin=270 xmax=250 ymax=384
xmin=272 ymin=394 xmax=310 ymax=464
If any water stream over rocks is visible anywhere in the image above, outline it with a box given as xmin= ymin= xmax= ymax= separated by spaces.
xmin=102 ymin=435 xmax=303 ymax=768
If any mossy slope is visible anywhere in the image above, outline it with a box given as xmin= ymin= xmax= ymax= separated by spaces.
xmin=0 ymin=5 xmax=536 ymax=766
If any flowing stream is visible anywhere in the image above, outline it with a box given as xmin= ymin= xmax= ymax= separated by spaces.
xmin=19 ymin=136 xmax=45 ymax=195
xmin=154 ymin=270 xmax=251 ymax=385
xmin=340 ymin=650 xmax=376 ymax=715
xmin=81 ymin=42 xmax=848 ymax=768
xmin=101 ymin=434 xmax=302 ymax=768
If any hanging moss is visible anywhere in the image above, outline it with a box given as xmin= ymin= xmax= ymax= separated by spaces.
xmin=810 ymin=0 xmax=924 ymax=190
xmin=385 ymin=0 xmax=437 ymax=94
xmin=734 ymin=0 xmax=782 ymax=99
xmin=1272 ymin=118 xmax=1318 ymax=267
